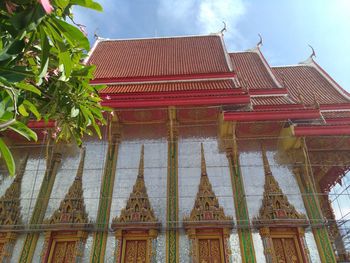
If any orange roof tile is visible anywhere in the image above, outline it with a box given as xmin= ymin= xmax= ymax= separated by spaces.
xmin=272 ymin=66 xmax=350 ymax=105
xmin=229 ymin=52 xmax=280 ymax=90
xmin=100 ymin=80 xmax=236 ymax=94
xmin=88 ymin=35 xmax=231 ymax=79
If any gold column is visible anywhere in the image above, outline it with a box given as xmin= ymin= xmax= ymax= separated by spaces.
xmin=166 ymin=107 xmax=179 ymax=263
xmin=19 ymin=138 xmax=62 ymax=263
xmin=90 ymin=117 xmax=121 ymax=262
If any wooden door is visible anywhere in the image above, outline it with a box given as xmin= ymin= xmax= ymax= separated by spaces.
xmin=123 ymin=240 xmax=147 ymax=263
xmin=272 ymin=237 xmax=300 ymax=263
xmin=49 ymin=240 xmax=76 ymax=263
xmin=198 ymin=238 xmax=223 ymax=263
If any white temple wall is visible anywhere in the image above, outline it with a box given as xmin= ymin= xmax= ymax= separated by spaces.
xmin=305 ymin=230 xmax=322 ymax=262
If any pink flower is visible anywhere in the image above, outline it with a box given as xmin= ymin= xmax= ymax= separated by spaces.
xmin=38 ymin=0 xmax=53 ymax=14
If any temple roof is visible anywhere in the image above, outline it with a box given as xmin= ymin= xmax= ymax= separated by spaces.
xmin=88 ymin=35 xmax=232 ymax=80
xmin=230 ymin=51 xmax=282 ymax=90
xmin=272 ymin=65 xmax=350 ymax=105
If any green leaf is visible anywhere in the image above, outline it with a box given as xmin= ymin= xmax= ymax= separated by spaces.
xmin=39 ymin=27 xmax=50 ymax=80
xmin=8 ymin=121 xmax=38 ymax=141
xmin=0 ymin=138 xmax=15 ymax=176
xmin=58 ymin=51 xmax=72 ymax=78
xmin=18 ymin=104 xmax=29 ymax=117
xmin=16 ymin=82 xmax=41 ymax=95
xmin=52 ymin=18 xmax=90 ymax=50
xmin=23 ymin=100 xmax=41 ymax=120
xmin=71 ymin=0 xmax=103 ymax=11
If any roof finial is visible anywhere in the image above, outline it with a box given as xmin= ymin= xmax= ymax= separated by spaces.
xmin=201 ymin=143 xmax=207 ymax=176
xmin=94 ymin=27 xmax=99 ymax=40
xmin=257 ymin=34 xmax=263 ymax=48
xmin=220 ymin=21 xmax=227 ymax=35
xmin=138 ymin=145 xmax=144 ymax=178
xmin=308 ymin=44 xmax=316 ymax=59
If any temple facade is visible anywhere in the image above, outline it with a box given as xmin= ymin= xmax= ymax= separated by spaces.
xmin=1 ymin=34 xmax=350 ymax=262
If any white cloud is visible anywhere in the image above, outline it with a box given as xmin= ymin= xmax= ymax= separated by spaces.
xmin=157 ymin=0 xmax=246 ymax=49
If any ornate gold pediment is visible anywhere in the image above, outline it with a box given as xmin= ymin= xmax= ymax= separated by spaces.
xmin=112 ymin=145 xmax=159 ymax=230
xmin=184 ymin=143 xmax=233 ymax=229
xmin=0 ymin=154 xmax=28 ymax=229
xmin=45 ymin=148 xmax=90 ymax=229
xmin=254 ymin=145 xmax=308 ymax=227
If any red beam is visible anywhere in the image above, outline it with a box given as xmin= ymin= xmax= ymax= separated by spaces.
xmin=91 ymin=72 xmax=236 ymax=84
xmin=102 ymin=96 xmax=250 ymax=108
xmin=224 ymin=109 xmax=320 ymax=121
xmin=249 ymin=88 xmax=288 ymax=95
xmin=294 ymin=125 xmax=350 ymax=136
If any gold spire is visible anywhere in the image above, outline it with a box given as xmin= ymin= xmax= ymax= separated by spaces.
xmin=0 ymin=154 xmax=28 ymax=227
xmin=201 ymin=143 xmax=207 ymax=176
xmin=112 ymin=145 xmax=158 ymax=227
xmin=183 ymin=144 xmax=233 ymax=227
xmin=254 ymin=145 xmax=307 ymax=226
xmin=138 ymin=145 xmax=144 ymax=179
xmin=75 ymin=147 xmax=86 ymax=181
xmin=46 ymin=147 xmax=89 ymax=226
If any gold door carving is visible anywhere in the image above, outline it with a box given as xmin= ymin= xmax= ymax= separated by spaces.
xmin=50 ymin=240 xmax=76 ymax=263
xmin=124 ymin=240 xmax=147 ymax=263
xmin=198 ymin=238 xmax=222 ymax=263
xmin=272 ymin=237 xmax=300 ymax=263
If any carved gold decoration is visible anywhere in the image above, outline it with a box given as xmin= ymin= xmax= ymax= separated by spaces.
xmin=112 ymin=145 xmax=159 ymax=230
xmin=0 ymin=154 xmax=28 ymax=229
xmin=45 ymin=147 xmax=90 ymax=229
xmin=112 ymin=145 xmax=159 ymax=263
xmin=41 ymin=148 xmax=89 ymax=262
xmin=184 ymin=143 xmax=233 ymax=263
xmin=183 ymin=144 xmax=233 ymax=229
xmin=253 ymin=145 xmax=308 ymax=227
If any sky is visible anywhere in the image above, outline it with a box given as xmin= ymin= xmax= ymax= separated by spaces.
xmin=74 ymin=0 xmax=350 ymax=91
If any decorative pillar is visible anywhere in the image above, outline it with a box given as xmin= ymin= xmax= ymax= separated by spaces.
xmin=19 ymin=138 xmax=62 ymax=263
xmin=219 ymin=117 xmax=256 ymax=263
xmin=90 ymin=117 xmax=121 ymax=262
xmin=259 ymin=227 xmax=274 ymax=263
xmin=291 ymin=139 xmax=337 ymax=263
xmin=166 ymin=106 xmax=179 ymax=263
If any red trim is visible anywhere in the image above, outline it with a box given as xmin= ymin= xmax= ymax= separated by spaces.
xmin=100 ymin=89 xmax=247 ymax=100
xmin=324 ymin=118 xmax=350 ymax=124
xmin=253 ymin=104 xmax=306 ymax=111
xmin=91 ymin=72 xmax=236 ymax=84
xmin=102 ymin=96 xmax=250 ymax=108
xmin=27 ymin=120 xmax=56 ymax=129
xmin=294 ymin=125 xmax=350 ymax=136
xmin=224 ymin=109 xmax=320 ymax=121
xmin=249 ymin=89 xmax=288 ymax=95
xmin=320 ymin=104 xmax=350 ymax=110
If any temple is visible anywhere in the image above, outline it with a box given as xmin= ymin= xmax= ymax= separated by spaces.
xmin=1 ymin=33 xmax=350 ymax=262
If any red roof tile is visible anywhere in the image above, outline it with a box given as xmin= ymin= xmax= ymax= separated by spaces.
xmin=229 ymin=52 xmax=280 ymax=90
xmin=88 ymin=35 xmax=231 ymax=79
xmin=272 ymin=66 xmax=350 ymax=105
xmin=100 ymin=80 xmax=235 ymax=94
xmin=251 ymin=96 xmax=295 ymax=106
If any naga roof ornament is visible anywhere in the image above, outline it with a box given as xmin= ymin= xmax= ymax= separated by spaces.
xmin=254 ymin=145 xmax=308 ymax=227
xmin=183 ymin=143 xmax=233 ymax=229
xmin=112 ymin=145 xmax=159 ymax=230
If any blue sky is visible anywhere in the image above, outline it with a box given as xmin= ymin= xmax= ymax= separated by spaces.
xmin=74 ymin=0 xmax=350 ymax=91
